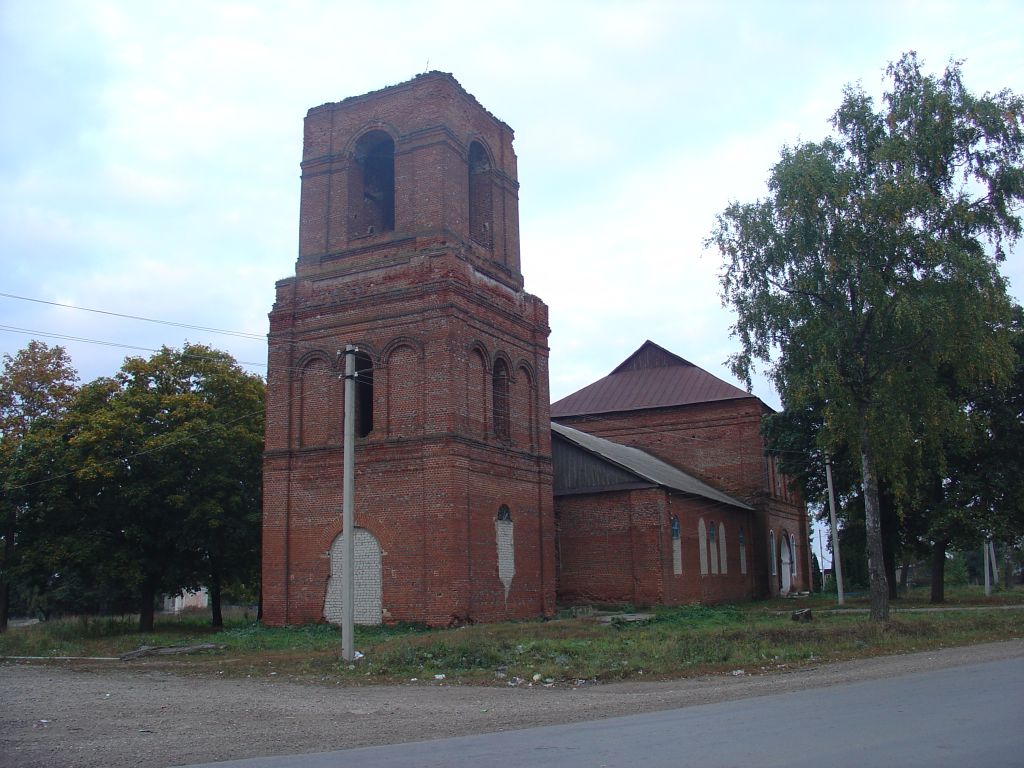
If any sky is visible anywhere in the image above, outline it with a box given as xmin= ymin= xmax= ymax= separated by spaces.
xmin=2 ymin=0 xmax=1023 ymax=414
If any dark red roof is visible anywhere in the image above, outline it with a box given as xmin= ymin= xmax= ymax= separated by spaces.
xmin=551 ymin=340 xmax=754 ymax=418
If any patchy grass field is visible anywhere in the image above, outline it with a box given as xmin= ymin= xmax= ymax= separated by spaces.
xmin=3 ymin=587 xmax=1022 ymax=686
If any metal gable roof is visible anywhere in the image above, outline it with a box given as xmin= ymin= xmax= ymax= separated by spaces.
xmin=551 ymin=340 xmax=755 ymax=418
xmin=551 ymin=422 xmax=753 ymax=510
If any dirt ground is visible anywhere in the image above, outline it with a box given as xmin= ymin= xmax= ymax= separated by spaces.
xmin=2 ymin=639 xmax=1022 ymax=768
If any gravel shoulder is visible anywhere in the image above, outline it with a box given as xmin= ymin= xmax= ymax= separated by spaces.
xmin=3 ymin=639 xmax=1022 ymax=768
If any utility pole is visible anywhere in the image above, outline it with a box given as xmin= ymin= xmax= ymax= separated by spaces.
xmin=825 ymin=456 xmax=845 ymax=606
xmin=990 ymin=541 xmax=1000 ymax=590
xmin=817 ymin=524 xmax=825 ymax=593
xmin=984 ymin=538 xmax=993 ymax=597
xmin=341 ymin=345 xmax=357 ymax=662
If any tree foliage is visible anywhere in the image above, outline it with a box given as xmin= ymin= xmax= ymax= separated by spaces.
xmin=710 ymin=53 xmax=1022 ymax=620
xmin=0 ymin=342 xmax=79 ymax=631
xmin=11 ymin=343 xmax=264 ymax=631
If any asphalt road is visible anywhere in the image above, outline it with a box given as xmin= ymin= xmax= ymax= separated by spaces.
xmin=176 ymin=656 xmax=1024 ymax=768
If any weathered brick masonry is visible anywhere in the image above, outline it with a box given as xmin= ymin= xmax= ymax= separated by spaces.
xmin=555 ymin=489 xmax=757 ymax=606
xmin=262 ymin=73 xmax=554 ymax=627
xmin=262 ymin=74 xmax=810 ymax=627
xmin=552 ymin=347 xmax=809 ymax=599
xmin=553 ymin=405 xmax=810 ymax=600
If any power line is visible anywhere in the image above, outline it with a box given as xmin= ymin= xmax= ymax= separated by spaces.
xmin=0 ymin=324 xmax=269 ymax=371
xmin=4 ymin=321 xmax=822 ymax=470
xmin=3 ymin=321 xmax=824 ymax=504
xmin=0 ymin=292 xmax=265 ymax=340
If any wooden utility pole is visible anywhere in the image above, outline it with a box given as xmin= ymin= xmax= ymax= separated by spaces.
xmin=341 ymin=345 xmax=356 ymax=662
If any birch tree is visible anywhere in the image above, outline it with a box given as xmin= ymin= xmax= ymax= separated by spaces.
xmin=710 ymin=53 xmax=1022 ymax=620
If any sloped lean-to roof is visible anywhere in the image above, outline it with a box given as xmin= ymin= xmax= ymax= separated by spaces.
xmin=551 ymin=340 xmax=755 ymax=418
xmin=552 ymin=422 xmax=752 ymax=510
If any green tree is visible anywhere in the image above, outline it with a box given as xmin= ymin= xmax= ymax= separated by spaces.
xmin=0 ymin=341 xmax=79 ymax=631
xmin=935 ymin=305 xmax=1024 ymax=598
xmin=169 ymin=346 xmax=265 ymax=628
xmin=10 ymin=378 xmax=136 ymax=619
xmin=710 ymin=53 xmax=1022 ymax=620
xmin=13 ymin=344 xmax=264 ymax=632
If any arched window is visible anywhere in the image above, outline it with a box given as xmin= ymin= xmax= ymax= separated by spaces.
xmin=739 ymin=527 xmax=748 ymax=575
xmin=468 ymin=141 xmax=493 ymax=248
xmin=300 ymin=357 xmax=332 ymax=446
xmin=769 ymin=530 xmax=777 ymax=576
xmin=385 ymin=343 xmax=421 ymax=438
xmin=671 ymin=516 xmax=682 ymax=576
xmin=495 ymin=504 xmax=514 ymax=599
xmin=349 ymin=130 xmax=395 ymax=239
xmin=708 ymin=522 xmax=719 ymax=575
xmin=354 ymin=351 xmax=374 ymax=437
xmin=698 ymin=518 xmax=708 ymax=575
xmin=492 ymin=358 xmax=510 ymax=439
xmin=790 ymin=534 xmax=798 ymax=576
xmin=719 ymin=522 xmax=728 ymax=575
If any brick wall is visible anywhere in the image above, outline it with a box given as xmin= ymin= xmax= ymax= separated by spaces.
xmin=262 ymin=73 xmax=554 ymax=628
xmin=555 ymin=489 xmax=757 ymax=607
xmin=555 ymin=399 xmax=768 ymax=501
xmin=556 ymin=398 xmax=809 ymax=597
xmin=262 ymin=72 xmax=810 ymax=627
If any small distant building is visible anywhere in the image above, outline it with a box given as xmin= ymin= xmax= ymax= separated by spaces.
xmin=260 ymin=73 xmax=810 ymax=628
xmin=162 ymin=587 xmax=209 ymax=614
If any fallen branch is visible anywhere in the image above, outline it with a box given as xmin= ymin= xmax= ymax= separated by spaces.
xmin=120 ymin=643 xmax=222 ymax=660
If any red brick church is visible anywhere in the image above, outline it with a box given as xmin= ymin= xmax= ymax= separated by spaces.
xmin=261 ymin=73 xmax=808 ymax=627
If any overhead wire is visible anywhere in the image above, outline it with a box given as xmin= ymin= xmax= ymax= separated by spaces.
xmin=1 ymin=323 xmax=270 ymax=371
xmin=3 ymin=318 xmax=823 ymax=475
xmin=0 ymin=292 xmax=265 ymax=340
xmin=4 ymin=292 xmax=800 ymax=453
xmin=3 ymin=296 xmax=825 ymax=500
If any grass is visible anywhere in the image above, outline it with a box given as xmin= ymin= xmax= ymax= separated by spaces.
xmin=2 ymin=587 xmax=1022 ymax=686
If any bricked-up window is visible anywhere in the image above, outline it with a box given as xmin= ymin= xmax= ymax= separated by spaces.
xmin=354 ymin=351 xmax=373 ymax=437
xmin=671 ymin=516 xmax=682 ymax=576
xmin=719 ymin=523 xmax=728 ymax=575
xmin=698 ymin=518 xmax=708 ymax=575
xmin=492 ymin=358 xmax=510 ymax=439
xmin=349 ymin=130 xmax=395 ymax=239
xmin=708 ymin=522 xmax=719 ymax=574
xmin=468 ymin=141 xmax=493 ymax=248
xmin=300 ymin=357 xmax=332 ymax=446
xmin=467 ymin=347 xmax=488 ymax=438
xmin=496 ymin=504 xmax=515 ymax=599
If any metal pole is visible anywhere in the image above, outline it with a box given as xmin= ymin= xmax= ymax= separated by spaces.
xmin=825 ymin=456 xmax=845 ymax=606
xmin=341 ymin=345 xmax=356 ymax=662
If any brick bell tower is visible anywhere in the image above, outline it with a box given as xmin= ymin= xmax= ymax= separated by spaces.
xmin=262 ymin=73 xmax=555 ymax=627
